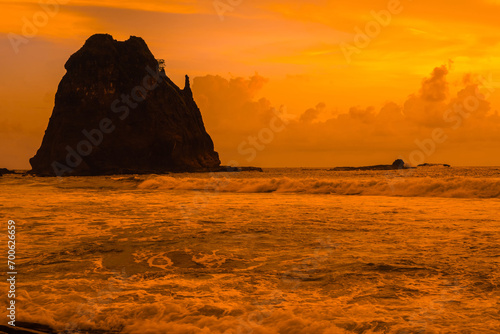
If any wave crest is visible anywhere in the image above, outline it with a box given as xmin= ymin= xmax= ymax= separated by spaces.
xmin=138 ymin=176 xmax=500 ymax=198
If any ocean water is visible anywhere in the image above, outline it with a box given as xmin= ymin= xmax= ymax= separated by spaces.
xmin=1 ymin=167 xmax=500 ymax=333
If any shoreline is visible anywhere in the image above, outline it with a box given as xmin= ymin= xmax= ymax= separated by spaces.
xmin=0 ymin=322 xmax=121 ymax=334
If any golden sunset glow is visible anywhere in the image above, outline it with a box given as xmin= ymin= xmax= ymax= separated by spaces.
xmin=2 ymin=0 xmax=500 ymax=168
xmin=2 ymin=3 xmax=500 ymax=333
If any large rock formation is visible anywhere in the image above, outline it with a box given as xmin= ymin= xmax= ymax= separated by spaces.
xmin=30 ymin=34 xmax=220 ymax=176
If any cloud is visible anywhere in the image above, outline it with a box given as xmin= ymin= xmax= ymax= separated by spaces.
xmin=1 ymin=0 xmax=202 ymax=15
xmin=193 ymin=74 xmax=272 ymax=136
xmin=299 ymin=103 xmax=325 ymax=123
xmin=420 ymin=65 xmax=449 ymax=102
xmin=192 ymin=65 xmax=500 ymax=167
xmin=403 ymin=65 xmax=451 ymax=127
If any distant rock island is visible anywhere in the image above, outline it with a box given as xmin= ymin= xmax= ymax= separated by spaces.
xmin=29 ymin=34 xmax=222 ymax=176
xmin=418 ymin=163 xmax=451 ymax=167
xmin=225 ymin=166 xmax=264 ymax=172
xmin=330 ymin=159 xmax=410 ymax=171
xmin=330 ymin=160 xmax=452 ymax=171
xmin=0 ymin=168 xmax=15 ymax=176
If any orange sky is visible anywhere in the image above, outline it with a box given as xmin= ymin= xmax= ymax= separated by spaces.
xmin=1 ymin=0 xmax=500 ymax=168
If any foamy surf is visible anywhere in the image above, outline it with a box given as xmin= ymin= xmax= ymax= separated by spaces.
xmin=138 ymin=175 xmax=500 ymax=198
xmin=2 ymin=167 xmax=500 ymax=333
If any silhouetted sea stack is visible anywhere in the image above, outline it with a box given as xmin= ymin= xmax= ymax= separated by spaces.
xmin=29 ymin=34 xmax=221 ymax=176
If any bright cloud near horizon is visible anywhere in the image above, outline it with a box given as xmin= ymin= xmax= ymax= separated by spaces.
xmin=1 ymin=0 xmax=500 ymax=169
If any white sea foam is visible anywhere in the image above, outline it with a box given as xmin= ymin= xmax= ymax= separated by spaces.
xmin=2 ymin=168 xmax=499 ymax=333
xmin=138 ymin=175 xmax=500 ymax=198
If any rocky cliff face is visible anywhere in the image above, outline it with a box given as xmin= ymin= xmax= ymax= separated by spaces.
xmin=30 ymin=34 xmax=220 ymax=176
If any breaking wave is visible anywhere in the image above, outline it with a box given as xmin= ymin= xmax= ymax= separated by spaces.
xmin=138 ymin=176 xmax=500 ymax=198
